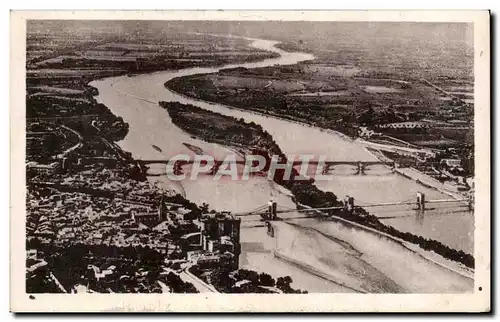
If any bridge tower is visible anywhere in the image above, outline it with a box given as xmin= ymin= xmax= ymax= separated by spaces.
xmin=416 ymin=192 xmax=426 ymax=211
xmin=268 ymin=199 xmax=278 ymax=220
xmin=62 ymin=157 xmax=71 ymax=173
xmin=467 ymin=192 xmax=474 ymax=212
xmin=343 ymin=195 xmax=355 ymax=212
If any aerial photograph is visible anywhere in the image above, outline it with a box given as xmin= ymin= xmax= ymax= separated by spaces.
xmin=25 ymin=20 xmax=474 ymax=294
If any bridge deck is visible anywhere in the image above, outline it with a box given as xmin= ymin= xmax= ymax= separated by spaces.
xmin=137 ymin=159 xmax=394 ymax=166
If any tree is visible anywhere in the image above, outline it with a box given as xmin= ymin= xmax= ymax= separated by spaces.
xmin=209 ymin=269 xmax=234 ymax=293
xmin=200 ymin=203 xmax=209 ymax=214
xmin=237 ymin=269 xmax=259 ymax=284
xmin=276 ymin=276 xmax=293 ymax=292
xmin=357 ymin=106 xmax=375 ymax=126
xmin=183 ymin=282 xmax=199 ymax=293
xmin=259 ymin=273 xmax=275 ymax=287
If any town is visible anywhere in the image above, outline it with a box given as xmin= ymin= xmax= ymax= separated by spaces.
xmin=25 ymin=23 xmax=309 ymax=294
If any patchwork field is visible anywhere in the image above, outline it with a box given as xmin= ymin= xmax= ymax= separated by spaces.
xmin=25 ymin=21 xmax=281 ymax=165
xmin=167 ymin=57 xmax=473 ymax=151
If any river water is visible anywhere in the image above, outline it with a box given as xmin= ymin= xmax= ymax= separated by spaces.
xmin=91 ymin=37 xmax=473 ymax=293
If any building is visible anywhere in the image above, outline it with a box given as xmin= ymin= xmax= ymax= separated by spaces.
xmin=27 ymin=258 xmax=48 ymax=273
xmin=200 ymin=212 xmax=241 ymax=270
xmin=376 ymin=122 xmax=430 ymax=130
xmin=130 ymin=204 xmax=168 ymax=228
xmin=186 ymin=250 xmax=235 ymax=271
xmin=186 ymin=251 xmax=221 ymax=269
xmin=26 ymin=161 xmax=61 ymax=175
xmin=131 ymin=210 xmax=161 ymax=228
xmin=440 ymin=158 xmax=462 ymax=168
xmin=27 ymin=249 xmax=38 ymax=260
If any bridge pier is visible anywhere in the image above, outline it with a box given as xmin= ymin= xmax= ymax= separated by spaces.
xmin=266 ymin=221 xmax=275 ymax=237
xmin=268 ymin=199 xmax=277 ymax=220
xmin=62 ymin=157 xmax=71 ymax=173
xmin=358 ymin=162 xmax=367 ymax=175
xmin=467 ymin=193 xmax=474 ymax=212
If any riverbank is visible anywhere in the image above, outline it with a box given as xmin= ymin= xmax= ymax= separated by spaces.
xmin=363 ymin=144 xmax=469 ymax=201
xmin=160 ymin=101 xmax=474 ymax=269
xmin=165 ymin=77 xmax=356 ymax=142
xmin=271 ymin=219 xmax=472 ymax=293
xmin=293 ymin=202 xmax=473 ymax=279
xmin=395 ymin=167 xmax=469 ymax=201
xmin=281 ymin=217 xmax=473 ymax=293
xmin=164 ymin=65 xmax=474 ymax=254
xmin=90 ymin=34 xmax=474 ymax=292
xmin=273 ymin=251 xmax=366 ymax=293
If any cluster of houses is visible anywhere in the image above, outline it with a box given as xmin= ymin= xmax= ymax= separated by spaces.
xmin=182 ymin=212 xmax=241 ymax=271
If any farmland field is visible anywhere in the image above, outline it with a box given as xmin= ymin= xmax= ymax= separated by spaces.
xmin=166 ymin=22 xmax=473 ymax=153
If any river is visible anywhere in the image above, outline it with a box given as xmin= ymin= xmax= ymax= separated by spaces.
xmin=91 ymin=36 xmax=473 ymax=293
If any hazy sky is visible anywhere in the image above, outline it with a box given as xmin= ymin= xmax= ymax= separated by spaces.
xmin=28 ymin=20 xmax=473 ymax=47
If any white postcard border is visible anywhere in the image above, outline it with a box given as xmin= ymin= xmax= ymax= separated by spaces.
xmin=10 ymin=10 xmax=490 ymax=312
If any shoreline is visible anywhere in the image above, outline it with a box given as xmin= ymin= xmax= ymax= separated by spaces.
xmin=165 ymin=80 xmax=356 ymax=143
xmin=363 ymin=146 xmax=469 ymax=202
xmin=394 ymin=167 xmax=469 ymax=201
xmin=167 ymin=80 xmax=471 ymax=206
xmin=160 ymin=100 xmax=474 ymax=269
xmin=273 ymin=250 xmax=366 ymax=294
xmin=88 ymin=34 xmax=474 ymax=291
xmin=292 ymin=203 xmax=474 ymax=280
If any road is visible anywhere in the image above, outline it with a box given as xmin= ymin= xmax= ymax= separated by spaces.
xmin=56 ymin=125 xmax=83 ymax=158
xmin=180 ymin=269 xmax=219 ymax=293
xmin=357 ymin=138 xmax=435 ymax=157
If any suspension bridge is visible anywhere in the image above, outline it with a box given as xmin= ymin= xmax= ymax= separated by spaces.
xmin=232 ymin=192 xmax=473 ymax=222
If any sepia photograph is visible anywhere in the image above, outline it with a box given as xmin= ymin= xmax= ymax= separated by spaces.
xmin=10 ymin=10 xmax=490 ymax=312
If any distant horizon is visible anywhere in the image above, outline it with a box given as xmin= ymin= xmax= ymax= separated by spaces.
xmin=27 ymin=19 xmax=473 ymax=81
xmin=27 ymin=20 xmax=473 ymax=45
